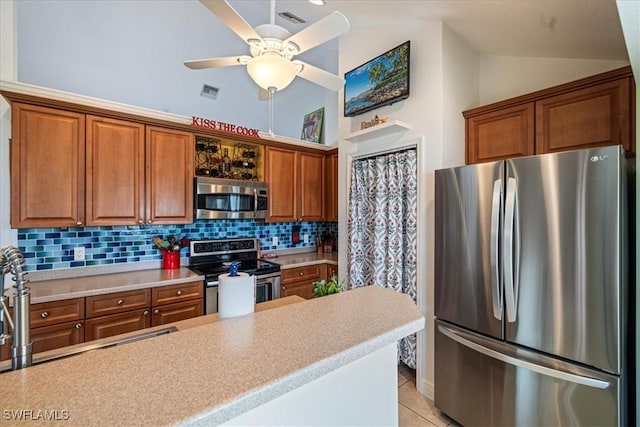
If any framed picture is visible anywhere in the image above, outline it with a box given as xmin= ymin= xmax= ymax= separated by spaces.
xmin=301 ymin=107 xmax=324 ymax=144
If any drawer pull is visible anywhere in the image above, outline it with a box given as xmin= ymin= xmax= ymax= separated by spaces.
xmin=282 ymin=286 xmax=286 ymax=290
xmin=299 ymin=272 xmax=304 ymax=276
xmin=153 ymin=309 xmax=159 ymax=315
xmin=117 ymin=299 xmax=124 ymax=305
xmin=41 ymin=311 xmax=49 ymax=318
xmin=75 ymin=323 xmax=82 ymax=329
xmin=176 ymin=290 xmax=182 ymax=296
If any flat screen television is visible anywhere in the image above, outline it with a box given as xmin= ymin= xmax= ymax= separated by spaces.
xmin=344 ymin=40 xmax=410 ymax=117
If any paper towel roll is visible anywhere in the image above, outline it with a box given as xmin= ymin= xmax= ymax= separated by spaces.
xmin=218 ymin=272 xmax=255 ymax=319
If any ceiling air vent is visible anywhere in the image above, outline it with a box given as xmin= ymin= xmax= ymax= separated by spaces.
xmin=278 ymin=11 xmax=306 ymax=24
xmin=200 ymin=84 xmax=219 ymax=100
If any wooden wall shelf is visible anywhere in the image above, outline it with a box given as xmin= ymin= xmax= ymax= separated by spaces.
xmin=344 ymin=120 xmax=411 ymax=143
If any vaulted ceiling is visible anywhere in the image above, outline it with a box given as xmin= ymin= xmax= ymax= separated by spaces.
xmin=226 ymin=0 xmax=628 ymax=61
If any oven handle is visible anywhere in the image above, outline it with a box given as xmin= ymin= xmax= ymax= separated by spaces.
xmin=206 ymin=280 xmax=219 ymax=288
xmin=254 ymin=271 xmax=281 ymax=280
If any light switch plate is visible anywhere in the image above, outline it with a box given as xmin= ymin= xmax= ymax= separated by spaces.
xmin=74 ymin=246 xmax=85 ymax=261
xmin=272 ymin=236 xmax=278 ymax=246
xmin=304 ymin=234 xmax=309 ymax=243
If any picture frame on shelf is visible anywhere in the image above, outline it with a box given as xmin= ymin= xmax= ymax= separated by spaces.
xmin=301 ymin=107 xmax=324 ymax=144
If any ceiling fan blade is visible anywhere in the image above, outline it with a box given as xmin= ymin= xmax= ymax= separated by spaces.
xmin=199 ymin=0 xmax=263 ymax=44
xmin=284 ymin=11 xmax=350 ymax=54
xmin=293 ymin=60 xmax=345 ymax=91
xmin=184 ymin=56 xmax=251 ymax=70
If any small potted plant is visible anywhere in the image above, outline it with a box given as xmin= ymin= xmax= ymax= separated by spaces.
xmin=312 ymin=275 xmax=345 ymax=297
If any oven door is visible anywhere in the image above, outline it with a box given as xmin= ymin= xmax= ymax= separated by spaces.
xmin=255 ymin=272 xmax=281 ymax=304
xmin=205 ymin=280 xmax=219 ymax=314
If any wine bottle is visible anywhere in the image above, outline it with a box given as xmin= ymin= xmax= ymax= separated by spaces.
xmin=220 ymin=148 xmax=231 ymax=177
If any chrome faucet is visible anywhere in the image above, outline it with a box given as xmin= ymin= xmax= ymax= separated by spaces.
xmin=0 ymin=246 xmax=32 ymax=370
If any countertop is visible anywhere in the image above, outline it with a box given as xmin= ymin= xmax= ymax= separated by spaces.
xmin=271 ymin=251 xmax=338 ymax=268
xmin=0 ymin=295 xmax=305 ymax=373
xmin=0 ymin=286 xmax=424 ymax=426
xmin=2 ymin=251 xmax=337 ymax=304
xmin=3 ymin=267 xmax=204 ymax=304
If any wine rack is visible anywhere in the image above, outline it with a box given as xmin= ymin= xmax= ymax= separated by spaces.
xmin=231 ymin=143 xmax=258 ymax=180
xmin=194 ymin=136 xmax=222 ymax=177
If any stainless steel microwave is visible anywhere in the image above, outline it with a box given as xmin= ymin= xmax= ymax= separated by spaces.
xmin=194 ymin=177 xmax=268 ymax=220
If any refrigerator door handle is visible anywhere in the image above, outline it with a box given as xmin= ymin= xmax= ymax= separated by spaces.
xmin=490 ymin=179 xmax=503 ymax=320
xmin=438 ymin=324 xmax=611 ymax=390
xmin=504 ymin=177 xmax=520 ymax=323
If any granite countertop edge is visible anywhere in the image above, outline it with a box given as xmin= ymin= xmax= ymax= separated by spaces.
xmin=184 ymin=316 xmax=423 ymax=425
xmin=4 ymin=267 xmax=205 ymax=304
xmin=0 ymin=287 xmax=424 ymax=426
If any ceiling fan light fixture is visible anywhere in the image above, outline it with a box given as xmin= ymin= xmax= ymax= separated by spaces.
xmin=246 ymin=53 xmax=298 ymax=91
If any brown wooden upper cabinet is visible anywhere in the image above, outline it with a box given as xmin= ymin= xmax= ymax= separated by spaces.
xmin=145 ymin=126 xmax=194 ymax=225
xmin=324 ymin=151 xmax=338 ymax=222
xmin=10 ymin=105 xmax=194 ymax=228
xmin=464 ymin=66 xmax=635 ymax=164
xmin=265 ymin=146 xmax=324 ymax=222
xmin=466 ymin=103 xmax=535 ymax=164
xmin=10 ymin=103 xmax=86 ymax=228
xmin=86 ymin=118 xmax=194 ymax=226
xmin=86 ymin=116 xmax=145 ymax=226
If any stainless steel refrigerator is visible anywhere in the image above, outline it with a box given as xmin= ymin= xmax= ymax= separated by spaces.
xmin=434 ymin=145 xmax=632 ymax=426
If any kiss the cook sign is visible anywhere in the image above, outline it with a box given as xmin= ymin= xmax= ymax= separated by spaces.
xmin=192 ymin=116 xmax=260 ymax=138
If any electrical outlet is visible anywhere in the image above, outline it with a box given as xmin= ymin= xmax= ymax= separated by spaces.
xmin=73 ymin=246 xmax=85 ymax=261
xmin=272 ymin=236 xmax=278 ymax=246
xmin=304 ymin=234 xmax=309 ymax=244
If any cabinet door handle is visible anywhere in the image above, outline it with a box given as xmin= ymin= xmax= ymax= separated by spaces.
xmin=144 ymin=310 xmax=150 ymax=316
xmin=153 ymin=309 xmax=159 ymax=315
xmin=176 ymin=290 xmax=182 ymax=296
xmin=74 ymin=323 xmax=82 ymax=329
xmin=138 ymin=219 xmax=144 ymax=225
xmin=76 ymin=221 xmax=82 ymax=226
xmin=147 ymin=219 xmax=153 ymax=224
xmin=117 ymin=299 xmax=124 ymax=305
xmin=41 ymin=311 xmax=49 ymax=318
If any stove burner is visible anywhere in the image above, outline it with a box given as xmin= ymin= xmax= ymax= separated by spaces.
xmin=188 ymin=238 xmax=280 ymax=280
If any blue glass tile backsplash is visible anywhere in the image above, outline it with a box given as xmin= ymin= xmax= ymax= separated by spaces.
xmin=18 ymin=220 xmax=338 ymax=271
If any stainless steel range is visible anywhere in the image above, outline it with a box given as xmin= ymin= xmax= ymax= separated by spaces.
xmin=188 ymin=238 xmax=281 ymax=314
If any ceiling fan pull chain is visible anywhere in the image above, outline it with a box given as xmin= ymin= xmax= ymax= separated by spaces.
xmin=267 ymin=87 xmax=276 ymax=137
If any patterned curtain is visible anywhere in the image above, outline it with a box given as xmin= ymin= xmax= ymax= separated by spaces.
xmin=347 ymin=148 xmax=418 ymax=368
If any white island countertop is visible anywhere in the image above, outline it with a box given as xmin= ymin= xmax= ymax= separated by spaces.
xmin=1 ymin=286 xmax=424 ymax=426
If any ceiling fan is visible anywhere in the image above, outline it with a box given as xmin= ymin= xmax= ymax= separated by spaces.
xmin=184 ymin=0 xmax=350 ymax=92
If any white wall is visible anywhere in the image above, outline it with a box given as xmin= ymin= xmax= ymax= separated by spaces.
xmin=443 ymin=25 xmax=479 ymax=168
xmin=0 ymin=0 xmax=17 ymax=256
xmin=478 ymin=56 xmax=630 ymax=104
xmin=337 ymin=20 xmax=452 ymax=400
xmin=14 ymin=0 xmax=339 ymax=144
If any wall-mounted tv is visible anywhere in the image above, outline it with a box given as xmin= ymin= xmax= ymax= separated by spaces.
xmin=344 ymin=40 xmax=410 ymax=117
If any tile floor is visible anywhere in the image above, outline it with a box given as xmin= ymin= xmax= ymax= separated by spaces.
xmin=397 ymin=363 xmax=459 ymax=427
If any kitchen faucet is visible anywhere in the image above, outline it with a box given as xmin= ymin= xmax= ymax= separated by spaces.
xmin=0 ymin=246 xmax=32 ymax=370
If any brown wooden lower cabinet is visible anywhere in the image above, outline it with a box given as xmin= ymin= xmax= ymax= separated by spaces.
xmin=31 ymin=321 xmax=85 ymax=354
xmin=281 ymin=282 xmax=316 ymax=299
xmin=84 ymin=309 xmax=151 ymax=341
xmin=152 ymin=300 xmax=204 ymax=326
xmin=86 ymin=288 xmax=151 ymax=318
xmin=281 ymin=264 xmax=327 ymax=300
xmin=1 ymin=320 xmax=85 ymax=362
xmin=1 ymin=298 xmax=85 ymax=362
